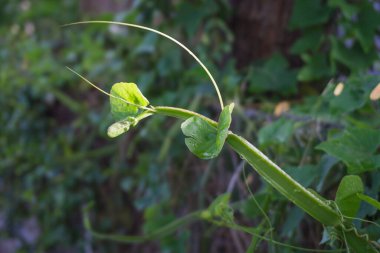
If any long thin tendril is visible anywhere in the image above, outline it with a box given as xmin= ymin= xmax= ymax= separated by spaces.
xmin=330 ymin=201 xmax=379 ymax=249
xmin=63 ymin=21 xmax=225 ymax=110
xmin=343 ymin=217 xmax=380 ymax=229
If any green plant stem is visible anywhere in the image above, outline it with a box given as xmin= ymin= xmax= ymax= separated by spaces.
xmin=83 ymin=205 xmax=202 ymax=243
xmin=154 ymin=106 xmax=380 ymax=251
xmin=155 ymin=106 xmax=218 ymax=126
xmin=226 ymin=133 xmax=340 ymax=226
xmin=154 ymin=106 xmax=341 ymax=226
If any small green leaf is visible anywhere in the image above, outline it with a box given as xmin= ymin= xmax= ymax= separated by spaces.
xmin=181 ymin=103 xmax=234 ymax=159
xmin=335 ymin=175 xmax=363 ymax=218
xmin=110 ymin=82 xmax=149 ymax=121
xmin=107 ymin=83 xmax=151 ymax=137
xmin=217 ymin=103 xmax=234 ymax=147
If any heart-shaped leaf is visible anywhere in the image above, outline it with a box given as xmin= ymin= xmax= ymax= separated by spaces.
xmin=181 ymin=103 xmax=234 ymax=159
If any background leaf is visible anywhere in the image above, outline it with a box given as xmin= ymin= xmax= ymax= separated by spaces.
xmin=353 ymin=2 xmax=380 ymax=53
xmin=258 ymin=118 xmax=295 ymax=148
xmin=284 ymin=165 xmax=319 ymax=188
xmin=249 ymin=54 xmax=298 ymax=95
xmin=317 ymin=127 xmax=380 ymax=174
xmin=289 ymin=0 xmax=332 ymax=29
xmin=290 ymin=29 xmax=323 ymax=54
xmin=297 ymin=54 xmax=331 ymax=81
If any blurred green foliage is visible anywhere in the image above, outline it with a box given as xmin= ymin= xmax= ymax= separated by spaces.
xmin=0 ymin=0 xmax=379 ymax=252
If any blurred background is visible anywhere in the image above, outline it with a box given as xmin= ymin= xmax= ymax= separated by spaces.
xmin=1 ymin=0 xmax=380 ymax=252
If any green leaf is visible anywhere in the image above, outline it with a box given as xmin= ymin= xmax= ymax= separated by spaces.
xmin=176 ymin=1 xmax=218 ymax=36
xmin=331 ymin=38 xmax=377 ymax=72
xmin=181 ymin=116 xmax=218 ymax=159
xmin=297 ymin=53 xmax=331 ymax=81
xmin=324 ymin=82 xmax=368 ymax=114
xmin=181 ymin=103 xmax=234 ymax=159
xmin=335 ymin=175 xmax=363 ymax=218
xmin=353 ymin=2 xmax=380 ymax=53
xmin=107 ymin=83 xmax=151 ymax=137
xmin=258 ymin=118 xmax=295 ymax=148
xmin=290 ymin=29 xmax=323 ymax=54
xmin=317 ymin=127 xmax=380 ymax=174
xmin=320 ymin=76 xmax=380 ymax=115
xmin=357 ymin=193 xmax=380 ymax=211
xmin=328 ymin=0 xmax=359 ymax=18
xmin=249 ymin=54 xmax=297 ymax=95
xmin=281 ymin=206 xmax=304 ymax=237
xmin=289 ymin=0 xmax=332 ymax=29
xmin=110 ymin=82 xmax=149 ymax=121
xmin=217 ymin=103 xmax=234 ymax=148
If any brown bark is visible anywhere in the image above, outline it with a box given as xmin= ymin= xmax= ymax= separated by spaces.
xmin=231 ymin=0 xmax=295 ymax=68
xmin=80 ymin=0 xmax=133 ymax=14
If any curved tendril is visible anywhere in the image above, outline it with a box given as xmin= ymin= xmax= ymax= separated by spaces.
xmin=62 ymin=21 xmax=225 ymax=110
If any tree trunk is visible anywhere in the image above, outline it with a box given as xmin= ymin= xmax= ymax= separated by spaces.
xmin=231 ymin=0 xmax=295 ymax=68
xmin=80 ymin=0 xmax=133 ymax=14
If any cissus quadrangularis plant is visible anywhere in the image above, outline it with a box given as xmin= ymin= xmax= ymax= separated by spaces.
xmin=65 ymin=21 xmax=380 ymax=253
